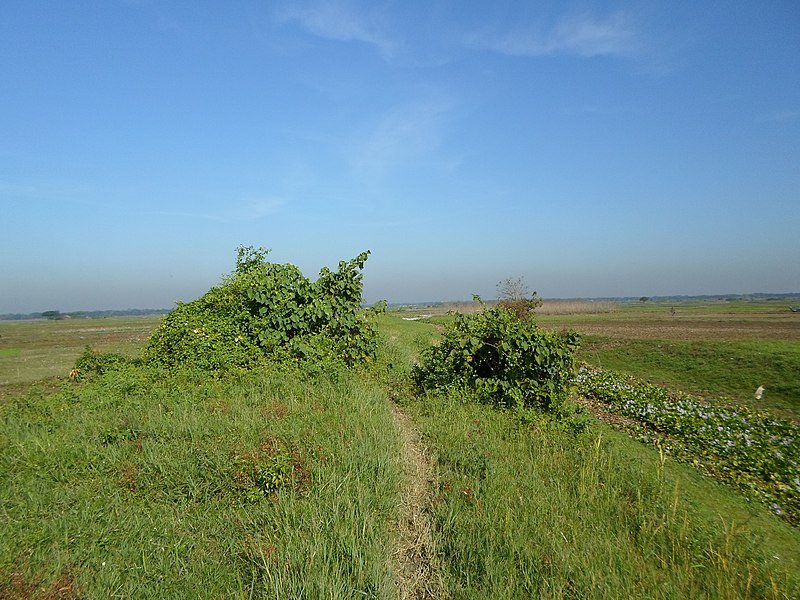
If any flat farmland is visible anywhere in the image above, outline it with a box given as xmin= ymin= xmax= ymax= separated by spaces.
xmin=539 ymin=300 xmax=800 ymax=341
xmin=0 ymin=315 xmax=163 ymax=387
xmin=538 ymin=300 xmax=800 ymax=420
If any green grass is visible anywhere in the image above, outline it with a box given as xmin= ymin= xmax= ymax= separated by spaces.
xmin=0 ymin=364 xmax=402 ymax=598
xmin=403 ymin=392 xmax=800 ymax=598
xmin=577 ymin=338 xmax=800 ymax=420
xmin=535 ymin=298 xmax=800 ymax=421
xmin=0 ymin=315 xmax=163 ymax=385
xmin=378 ymin=316 xmax=800 ymax=598
xmin=2 ymin=308 xmax=799 ymax=597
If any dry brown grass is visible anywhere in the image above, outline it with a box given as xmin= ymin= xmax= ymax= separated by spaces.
xmin=535 ymin=299 xmax=616 ymax=315
xmin=394 ymin=299 xmax=617 ymax=319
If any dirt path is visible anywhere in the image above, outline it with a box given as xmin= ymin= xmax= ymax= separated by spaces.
xmin=391 ymin=405 xmax=439 ymax=599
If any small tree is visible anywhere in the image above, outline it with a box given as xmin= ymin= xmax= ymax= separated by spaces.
xmin=496 ymin=277 xmax=542 ymax=321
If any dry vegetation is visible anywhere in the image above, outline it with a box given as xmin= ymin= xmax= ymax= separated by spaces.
xmin=535 ymin=299 xmax=616 ymax=315
xmin=393 ymin=298 xmax=616 ymax=320
xmin=538 ymin=304 xmax=800 ymax=341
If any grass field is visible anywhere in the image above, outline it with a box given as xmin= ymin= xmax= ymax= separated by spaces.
xmin=0 ymin=315 xmax=163 ymax=387
xmin=538 ymin=300 xmax=800 ymax=421
xmin=1 ymin=301 xmax=799 ymax=597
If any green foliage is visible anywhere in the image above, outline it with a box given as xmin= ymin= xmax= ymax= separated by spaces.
xmin=233 ymin=439 xmax=304 ymax=502
xmin=143 ymin=247 xmax=378 ymax=372
xmin=412 ymin=305 xmax=580 ymax=413
xmin=75 ymin=346 xmax=139 ymax=377
xmin=576 ymin=366 xmax=800 ymax=524
xmin=142 ymin=283 xmax=262 ymax=372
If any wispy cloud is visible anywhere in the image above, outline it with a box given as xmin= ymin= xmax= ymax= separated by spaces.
xmin=348 ymin=98 xmax=455 ymax=182
xmin=275 ymin=0 xmax=400 ymax=57
xmin=472 ymin=11 xmax=637 ymax=59
xmin=232 ymin=198 xmax=286 ymax=220
xmin=0 ymin=181 xmax=98 ymax=203
xmin=151 ymin=198 xmax=285 ymax=223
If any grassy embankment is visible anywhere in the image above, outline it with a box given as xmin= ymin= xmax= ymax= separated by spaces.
xmin=381 ymin=312 xmax=800 ymax=598
xmin=1 ymin=362 xmax=402 ymax=597
xmin=2 ymin=304 xmax=799 ymax=597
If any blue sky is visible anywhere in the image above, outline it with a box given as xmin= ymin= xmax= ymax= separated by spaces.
xmin=1 ymin=1 xmax=798 ymax=312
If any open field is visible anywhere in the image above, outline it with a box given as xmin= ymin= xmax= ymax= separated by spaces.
xmin=536 ymin=300 xmax=800 ymax=421
xmin=1 ymin=302 xmax=799 ymax=597
xmin=538 ymin=299 xmax=800 ymax=341
xmin=0 ymin=315 xmax=163 ymax=387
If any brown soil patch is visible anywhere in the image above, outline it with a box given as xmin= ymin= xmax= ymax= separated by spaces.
xmin=391 ymin=406 xmax=439 ymax=599
xmin=574 ymin=396 xmax=640 ymax=430
xmin=541 ymin=314 xmax=800 ymax=341
xmin=1 ymin=570 xmax=78 ymax=599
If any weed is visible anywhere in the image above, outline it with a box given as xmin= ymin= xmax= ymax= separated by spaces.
xmin=233 ymin=438 xmax=311 ymax=500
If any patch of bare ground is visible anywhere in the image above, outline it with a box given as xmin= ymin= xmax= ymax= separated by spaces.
xmin=574 ymin=396 xmax=640 ymax=430
xmin=391 ymin=405 xmax=440 ymax=600
xmin=0 ymin=570 xmax=78 ymax=600
xmin=541 ymin=314 xmax=800 ymax=341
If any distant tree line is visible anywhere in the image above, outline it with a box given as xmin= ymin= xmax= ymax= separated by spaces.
xmin=0 ymin=308 xmax=170 ymax=321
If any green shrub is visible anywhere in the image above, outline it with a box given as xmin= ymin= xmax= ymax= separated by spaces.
xmin=143 ymin=246 xmax=380 ymax=372
xmin=74 ymin=346 xmax=139 ymax=378
xmin=412 ymin=304 xmax=580 ymax=413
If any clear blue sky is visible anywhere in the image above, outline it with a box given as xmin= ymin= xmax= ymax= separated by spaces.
xmin=2 ymin=1 xmax=799 ymax=312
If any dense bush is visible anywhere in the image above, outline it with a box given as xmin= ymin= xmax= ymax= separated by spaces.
xmin=143 ymin=246 xmax=380 ymax=372
xmin=74 ymin=346 xmax=140 ymax=378
xmin=412 ymin=303 xmax=580 ymax=413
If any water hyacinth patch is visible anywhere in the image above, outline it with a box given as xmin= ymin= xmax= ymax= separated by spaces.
xmin=574 ymin=366 xmax=800 ymax=524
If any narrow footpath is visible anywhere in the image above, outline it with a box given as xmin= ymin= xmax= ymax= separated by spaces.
xmin=391 ymin=405 xmax=439 ymax=599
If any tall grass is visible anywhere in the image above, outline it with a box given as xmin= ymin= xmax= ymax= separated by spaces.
xmin=405 ymin=392 xmax=800 ymax=599
xmin=536 ymin=299 xmax=616 ymax=315
xmin=0 ymin=364 xmax=401 ymax=598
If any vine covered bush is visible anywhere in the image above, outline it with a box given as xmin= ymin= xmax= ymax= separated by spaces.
xmin=144 ymin=246 xmax=381 ymax=372
xmin=412 ymin=302 xmax=580 ymax=413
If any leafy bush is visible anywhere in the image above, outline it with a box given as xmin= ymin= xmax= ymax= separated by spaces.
xmin=74 ymin=346 xmax=139 ymax=378
xmin=412 ymin=304 xmax=580 ymax=413
xmin=144 ymin=246 xmax=380 ymax=372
